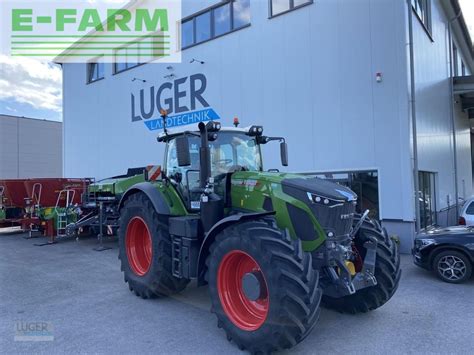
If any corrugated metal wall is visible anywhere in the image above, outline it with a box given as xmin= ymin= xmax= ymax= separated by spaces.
xmin=0 ymin=115 xmax=62 ymax=178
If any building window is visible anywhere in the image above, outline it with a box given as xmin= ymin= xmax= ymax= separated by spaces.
xmin=411 ymin=0 xmax=431 ymax=33
xmin=195 ymin=11 xmax=211 ymax=43
xmin=418 ymin=171 xmax=437 ymax=229
xmin=114 ymin=36 xmax=166 ymax=74
xmin=234 ymin=0 xmax=251 ymax=29
xmin=181 ymin=0 xmax=250 ymax=50
xmin=270 ymin=0 xmax=313 ymax=17
xmin=453 ymin=43 xmax=459 ymax=76
xmin=311 ymin=170 xmax=380 ymax=220
xmin=181 ymin=20 xmax=194 ymax=48
xmin=214 ymin=3 xmax=231 ymax=37
xmin=87 ymin=58 xmax=104 ymax=83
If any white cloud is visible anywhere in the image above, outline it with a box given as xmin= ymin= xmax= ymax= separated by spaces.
xmin=460 ymin=0 xmax=474 ymax=39
xmin=0 ymin=55 xmax=62 ymax=113
xmin=6 ymin=105 xmax=18 ymax=113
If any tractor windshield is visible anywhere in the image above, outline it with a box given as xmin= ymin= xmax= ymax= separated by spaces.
xmin=166 ymin=131 xmax=262 ymax=180
xmin=165 ymin=131 xmax=262 ymax=209
xmin=208 ymin=132 xmax=262 ymax=174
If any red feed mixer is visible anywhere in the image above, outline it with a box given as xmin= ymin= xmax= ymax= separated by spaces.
xmin=21 ymin=178 xmax=91 ymax=238
xmin=0 ymin=179 xmax=29 ymax=208
xmin=0 ymin=178 xmax=90 ymax=234
xmin=23 ymin=178 xmax=88 ymax=207
xmin=0 ymin=179 xmax=30 ymax=225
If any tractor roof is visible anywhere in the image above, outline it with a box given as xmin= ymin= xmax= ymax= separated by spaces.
xmin=157 ymin=125 xmax=259 ymax=142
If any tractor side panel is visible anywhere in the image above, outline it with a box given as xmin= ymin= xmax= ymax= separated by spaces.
xmin=230 ymin=172 xmax=326 ymax=252
xmin=153 ymin=182 xmax=189 ymax=216
xmin=89 ymin=174 xmax=146 ymax=196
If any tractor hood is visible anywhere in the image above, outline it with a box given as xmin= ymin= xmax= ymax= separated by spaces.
xmin=281 ymin=176 xmax=357 ymax=202
xmin=231 ymin=171 xmax=357 ymax=202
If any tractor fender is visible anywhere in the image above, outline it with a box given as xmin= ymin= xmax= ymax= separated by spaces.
xmin=197 ymin=211 xmax=275 ymax=285
xmin=118 ymin=182 xmax=170 ymax=215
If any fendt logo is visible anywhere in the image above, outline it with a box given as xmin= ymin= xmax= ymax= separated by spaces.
xmin=0 ymin=0 xmax=181 ymax=63
xmin=131 ymin=73 xmax=221 ymax=131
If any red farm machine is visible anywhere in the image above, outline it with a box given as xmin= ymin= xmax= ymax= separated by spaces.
xmin=0 ymin=178 xmax=91 ymax=243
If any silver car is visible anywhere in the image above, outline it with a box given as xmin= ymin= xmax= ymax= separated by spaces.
xmin=459 ymin=197 xmax=474 ymax=226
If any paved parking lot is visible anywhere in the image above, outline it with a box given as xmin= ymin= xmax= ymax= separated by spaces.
xmin=0 ymin=231 xmax=473 ymax=354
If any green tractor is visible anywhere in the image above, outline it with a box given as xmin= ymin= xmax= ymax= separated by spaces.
xmin=116 ymin=119 xmax=401 ymax=353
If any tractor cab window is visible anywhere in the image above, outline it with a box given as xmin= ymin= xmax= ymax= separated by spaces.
xmin=166 ymin=132 xmax=262 ymax=180
xmin=165 ymin=131 xmax=262 ymax=210
xmin=209 ymin=132 xmax=262 ymax=175
xmin=165 ymin=137 xmax=201 ymax=209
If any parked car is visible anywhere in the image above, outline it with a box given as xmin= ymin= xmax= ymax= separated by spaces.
xmin=413 ymin=226 xmax=474 ymax=283
xmin=459 ymin=196 xmax=474 ymax=226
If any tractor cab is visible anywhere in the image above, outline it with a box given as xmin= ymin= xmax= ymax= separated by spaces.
xmin=159 ymin=122 xmax=287 ymax=213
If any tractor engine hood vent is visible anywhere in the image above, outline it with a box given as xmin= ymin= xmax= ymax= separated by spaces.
xmin=281 ymin=177 xmax=357 ymax=238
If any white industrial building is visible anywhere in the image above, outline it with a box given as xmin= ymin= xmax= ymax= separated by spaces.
xmin=61 ymin=0 xmax=474 ymax=252
xmin=0 ymin=115 xmax=62 ymax=178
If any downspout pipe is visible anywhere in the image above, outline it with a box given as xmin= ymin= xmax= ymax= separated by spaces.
xmin=407 ymin=0 xmax=421 ymax=232
xmin=448 ymin=9 xmax=462 ymax=222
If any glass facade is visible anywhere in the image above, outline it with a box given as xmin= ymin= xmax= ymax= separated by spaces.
xmin=418 ymin=171 xmax=437 ymax=229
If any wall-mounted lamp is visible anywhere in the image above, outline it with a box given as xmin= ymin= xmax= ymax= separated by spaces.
xmin=190 ymin=58 xmax=205 ymax=64
xmin=164 ymin=74 xmax=176 ymax=80
xmin=375 ymin=72 xmax=383 ymax=83
xmin=132 ymin=77 xmax=147 ymax=83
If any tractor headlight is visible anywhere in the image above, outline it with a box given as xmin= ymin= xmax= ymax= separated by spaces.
xmin=248 ymin=125 xmax=263 ymax=136
xmin=307 ymin=192 xmax=333 ymax=205
xmin=206 ymin=121 xmax=221 ymax=132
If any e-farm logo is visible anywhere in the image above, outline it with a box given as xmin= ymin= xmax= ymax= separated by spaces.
xmin=0 ymin=0 xmax=182 ymax=63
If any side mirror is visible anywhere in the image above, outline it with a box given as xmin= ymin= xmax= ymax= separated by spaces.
xmin=280 ymin=142 xmax=288 ymax=167
xmin=176 ymin=136 xmax=191 ymax=167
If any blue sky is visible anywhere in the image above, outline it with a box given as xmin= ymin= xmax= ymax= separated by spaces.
xmin=0 ymin=2 xmax=473 ymax=123
xmin=0 ymin=56 xmax=62 ymax=121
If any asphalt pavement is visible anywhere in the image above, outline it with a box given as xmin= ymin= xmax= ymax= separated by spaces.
xmin=0 ymin=231 xmax=473 ymax=354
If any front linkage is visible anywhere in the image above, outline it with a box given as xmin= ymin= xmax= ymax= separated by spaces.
xmin=315 ymin=210 xmax=377 ymax=298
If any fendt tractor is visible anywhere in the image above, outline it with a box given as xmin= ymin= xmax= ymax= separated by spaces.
xmin=89 ymin=116 xmax=401 ymax=353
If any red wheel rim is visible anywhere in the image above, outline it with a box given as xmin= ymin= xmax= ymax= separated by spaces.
xmin=125 ymin=217 xmax=153 ymax=276
xmin=217 ymin=250 xmax=269 ymax=331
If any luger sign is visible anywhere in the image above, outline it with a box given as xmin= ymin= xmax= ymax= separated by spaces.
xmin=131 ymin=73 xmax=220 ymax=131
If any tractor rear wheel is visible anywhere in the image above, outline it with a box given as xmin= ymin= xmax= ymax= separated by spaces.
xmin=322 ymin=216 xmax=401 ymax=313
xmin=118 ymin=193 xmax=189 ymax=298
xmin=206 ymin=218 xmax=322 ymax=353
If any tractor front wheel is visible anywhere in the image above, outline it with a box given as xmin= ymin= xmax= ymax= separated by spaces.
xmin=118 ymin=193 xmax=189 ymax=298
xmin=206 ymin=218 xmax=322 ymax=353
xmin=322 ymin=216 xmax=401 ymax=313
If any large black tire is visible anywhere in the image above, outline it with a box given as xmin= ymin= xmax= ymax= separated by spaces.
xmin=118 ymin=193 xmax=189 ymax=298
xmin=322 ymin=216 xmax=401 ymax=313
xmin=206 ymin=218 xmax=322 ymax=353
